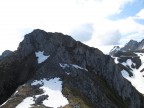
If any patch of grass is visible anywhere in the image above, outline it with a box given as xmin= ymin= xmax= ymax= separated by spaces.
xmin=62 ymin=85 xmax=93 ymax=108
xmin=1 ymin=84 xmax=44 ymax=108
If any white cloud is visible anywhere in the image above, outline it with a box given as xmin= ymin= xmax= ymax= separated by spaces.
xmin=86 ymin=29 xmax=121 ymax=45
xmin=0 ymin=0 xmax=142 ymax=54
xmin=135 ymin=9 xmax=144 ymax=19
xmin=84 ymin=16 xmax=144 ymax=53
xmin=120 ymin=31 xmax=144 ymax=44
xmin=113 ymin=17 xmax=140 ymax=35
xmin=84 ymin=29 xmax=121 ymax=54
xmin=70 ymin=24 xmax=93 ymax=42
xmin=99 ymin=30 xmax=121 ymax=45
xmin=76 ymin=0 xmax=133 ymax=18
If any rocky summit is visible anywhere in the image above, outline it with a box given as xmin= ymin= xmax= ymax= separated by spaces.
xmin=110 ymin=39 xmax=144 ymax=56
xmin=0 ymin=50 xmax=12 ymax=60
xmin=0 ymin=29 xmax=144 ymax=108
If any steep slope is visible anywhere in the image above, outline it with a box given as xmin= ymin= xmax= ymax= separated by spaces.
xmin=112 ymin=51 xmax=144 ymax=95
xmin=109 ymin=38 xmax=144 ymax=106
xmin=0 ymin=29 xmax=144 ymax=108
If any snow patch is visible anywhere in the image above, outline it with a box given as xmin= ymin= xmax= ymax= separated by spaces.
xmin=59 ymin=63 xmax=70 ymax=69
xmin=112 ymin=57 xmax=119 ymax=64
xmin=65 ymin=71 xmax=70 ymax=75
xmin=121 ymin=70 xmax=129 ymax=78
xmin=35 ymin=51 xmax=50 ymax=64
xmin=0 ymin=99 xmax=10 ymax=107
xmin=120 ymin=53 xmax=144 ymax=94
xmin=16 ymin=97 xmax=35 ymax=108
xmin=59 ymin=63 xmax=88 ymax=72
xmin=31 ymin=78 xmax=69 ymax=108
xmin=122 ymin=59 xmax=135 ymax=69
xmin=71 ymin=64 xmax=88 ymax=71
xmin=14 ymin=90 xmax=18 ymax=95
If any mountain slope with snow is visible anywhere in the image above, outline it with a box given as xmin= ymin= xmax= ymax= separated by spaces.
xmin=110 ymin=38 xmax=144 ymax=96
xmin=16 ymin=78 xmax=68 ymax=108
xmin=0 ymin=29 xmax=144 ymax=108
xmin=113 ymin=53 xmax=144 ymax=95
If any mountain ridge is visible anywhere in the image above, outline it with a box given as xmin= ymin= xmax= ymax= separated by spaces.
xmin=110 ymin=39 xmax=144 ymax=56
xmin=0 ymin=29 xmax=144 ymax=108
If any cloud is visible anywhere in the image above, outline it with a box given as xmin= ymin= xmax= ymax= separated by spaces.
xmin=84 ymin=15 xmax=144 ymax=54
xmin=0 ymin=28 xmax=23 ymax=54
xmin=135 ymin=9 xmax=144 ymax=19
xmin=72 ymin=16 xmax=144 ymax=46
xmin=99 ymin=30 xmax=121 ymax=45
xmin=85 ymin=29 xmax=121 ymax=45
xmin=70 ymin=24 xmax=93 ymax=42
xmin=119 ymin=30 xmax=144 ymax=44
xmin=76 ymin=0 xmax=133 ymax=18
xmin=0 ymin=0 xmax=142 ymax=54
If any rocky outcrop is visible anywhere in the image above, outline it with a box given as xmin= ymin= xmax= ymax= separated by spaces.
xmin=0 ymin=50 xmax=12 ymax=60
xmin=137 ymin=39 xmax=144 ymax=50
xmin=0 ymin=50 xmax=37 ymax=105
xmin=109 ymin=46 xmax=120 ymax=56
xmin=0 ymin=29 xmax=144 ymax=108
xmin=121 ymin=40 xmax=139 ymax=51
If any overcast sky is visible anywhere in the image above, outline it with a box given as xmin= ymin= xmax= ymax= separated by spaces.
xmin=0 ymin=0 xmax=144 ymax=54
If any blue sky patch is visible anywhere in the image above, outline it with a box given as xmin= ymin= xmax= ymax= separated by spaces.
xmin=109 ymin=0 xmax=144 ymax=21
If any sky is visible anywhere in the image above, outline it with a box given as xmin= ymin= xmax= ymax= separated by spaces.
xmin=0 ymin=0 xmax=144 ymax=54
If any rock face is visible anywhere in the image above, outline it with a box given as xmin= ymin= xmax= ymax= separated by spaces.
xmin=0 ymin=50 xmax=12 ymax=60
xmin=121 ymin=40 xmax=139 ymax=51
xmin=137 ymin=39 xmax=144 ymax=50
xmin=109 ymin=46 xmax=120 ymax=56
xmin=0 ymin=29 xmax=144 ymax=108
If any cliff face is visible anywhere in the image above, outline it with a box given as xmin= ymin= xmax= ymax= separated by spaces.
xmin=0 ymin=29 xmax=144 ymax=108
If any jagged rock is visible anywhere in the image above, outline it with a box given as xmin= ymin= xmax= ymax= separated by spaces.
xmin=121 ymin=40 xmax=139 ymax=51
xmin=137 ymin=39 xmax=144 ymax=50
xmin=0 ymin=29 xmax=144 ymax=108
xmin=0 ymin=50 xmax=12 ymax=60
xmin=35 ymin=95 xmax=48 ymax=104
xmin=109 ymin=46 xmax=120 ymax=56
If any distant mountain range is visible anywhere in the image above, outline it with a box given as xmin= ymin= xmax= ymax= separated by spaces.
xmin=110 ymin=39 xmax=144 ymax=56
xmin=0 ymin=29 xmax=144 ymax=108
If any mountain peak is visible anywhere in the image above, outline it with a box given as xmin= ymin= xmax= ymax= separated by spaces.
xmin=121 ymin=39 xmax=139 ymax=51
xmin=129 ymin=39 xmax=138 ymax=43
xmin=18 ymin=29 xmax=103 ymax=58
xmin=109 ymin=46 xmax=120 ymax=56
xmin=0 ymin=29 xmax=144 ymax=108
xmin=110 ymin=38 xmax=144 ymax=56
